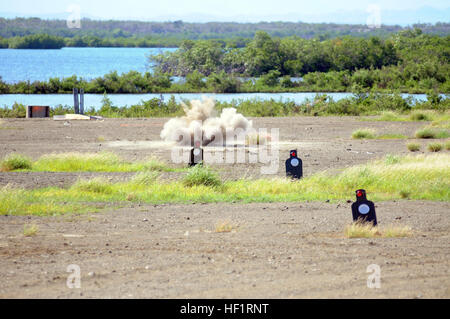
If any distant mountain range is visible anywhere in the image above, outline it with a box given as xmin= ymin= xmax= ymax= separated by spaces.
xmin=0 ymin=6 xmax=449 ymax=26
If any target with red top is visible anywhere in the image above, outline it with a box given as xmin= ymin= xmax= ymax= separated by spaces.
xmin=351 ymin=189 xmax=377 ymax=225
xmin=286 ymin=149 xmax=303 ymax=179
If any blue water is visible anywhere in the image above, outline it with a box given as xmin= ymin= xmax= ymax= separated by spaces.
xmin=0 ymin=47 xmax=175 ymax=83
xmin=0 ymin=47 xmax=436 ymax=109
xmin=0 ymin=92 xmax=431 ymax=110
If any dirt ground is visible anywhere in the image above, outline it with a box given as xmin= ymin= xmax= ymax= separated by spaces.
xmin=0 ymin=116 xmax=435 ymax=187
xmin=0 ymin=117 xmax=449 ymax=298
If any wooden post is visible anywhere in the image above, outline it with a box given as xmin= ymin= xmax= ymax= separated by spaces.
xmin=79 ymin=89 xmax=84 ymax=115
xmin=73 ymin=88 xmax=79 ymax=114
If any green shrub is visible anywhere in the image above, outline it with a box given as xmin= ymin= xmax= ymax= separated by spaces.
xmin=407 ymin=143 xmax=421 ymax=152
xmin=0 ymin=154 xmax=32 ymax=171
xmin=415 ymin=128 xmax=436 ymax=139
xmin=415 ymin=128 xmax=450 ymax=139
xmin=399 ymin=190 xmax=411 ymax=199
xmin=352 ymin=128 xmax=376 ymax=139
xmin=410 ymin=111 xmax=431 ymax=121
xmin=427 ymin=143 xmax=443 ymax=152
xmin=182 ymin=165 xmax=222 ymax=188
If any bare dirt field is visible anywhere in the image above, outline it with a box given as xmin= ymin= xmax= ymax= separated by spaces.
xmin=0 ymin=117 xmax=449 ymax=298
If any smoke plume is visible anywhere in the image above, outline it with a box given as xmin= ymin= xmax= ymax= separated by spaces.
xmin=160 ymin=97 xmax=253 ymax=146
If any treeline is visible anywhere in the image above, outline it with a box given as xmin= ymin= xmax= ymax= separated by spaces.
xmin=1 ymin=17 xmax=449 ymax=42
xmin=0 ymin=34 xmax=65 ymax=49
xmin=1 ymin=92 xmax=448 ymax=119
xmin=0 ymin=34 xmax=195 ymax=49
xmin=150 ymin=29 xmax=450 ymax=92
xmin=0 ymin=69 xmax=448 ymax=95
xmin=1 ymin=30 xmax=448 ymax=93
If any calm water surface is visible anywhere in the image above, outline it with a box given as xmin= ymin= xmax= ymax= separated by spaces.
xmin=0 ymin=47 xmax=175 ymax=83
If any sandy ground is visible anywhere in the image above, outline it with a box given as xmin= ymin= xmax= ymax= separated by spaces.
xmin=0 ymin=117 xmax=449 ymax=298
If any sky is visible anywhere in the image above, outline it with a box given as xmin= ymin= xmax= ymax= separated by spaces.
xmin=1 ymin=0 xmax=449 ymax=25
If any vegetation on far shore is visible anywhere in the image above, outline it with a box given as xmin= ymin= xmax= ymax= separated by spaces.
xmin=1 ymin=18 xmax=448 ymax=49
xmin=1 ymin=29 xmax=449 ymax=94
xmin=1 ymin=91 xmax=449 ymax=119
xmin=0 ymin=153 xmax=448 ymax=216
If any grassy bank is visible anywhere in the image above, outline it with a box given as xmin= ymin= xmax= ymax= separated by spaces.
xmin=1 ymin=153 xmax=448 ymax=216
xmin=1 ymin=92 xmax=449 ymax=119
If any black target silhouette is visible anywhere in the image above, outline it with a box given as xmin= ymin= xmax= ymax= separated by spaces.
xmin=351 ymin=189 xmax=377 ymax=226
xmin=285 ymin=150 xmax=303 ymax=179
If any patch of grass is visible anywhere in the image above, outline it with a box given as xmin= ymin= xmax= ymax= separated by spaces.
xmin=427 ymin=142 xmax=443 ymax=152
xmin=399 ymin=190 xmax=411 ymax=199
xmin=4 ymin=152 xmax=179 ymax=173
xmin=434 ymin=130 xmax=449 ymax=139
xmin=131 ymin=171 xmax=160 ymax=186
xmin=352 ymin=128 xmax=376 ymax=139
xmin=407 ymin=142 xmax=421 ymax=152
xmin=415 ymin=128 xmax=436 ymax=139
xmin=410 ymin=111 xmax=432 ymax=121
xmin=215 ymin=221 xmax=239 ymax=233
xmin=377 ymin=133 xmax=408 ymax=139
xmin=33 ymin=152 xmax=121 ymax=172
xmin=445 ymin=140 xmax=450 ymax=150
xmin=415 ymin=127 xmax=450 ymax=139
xmin=364 ymin=111 xmax=449 ymax=123
xmin=126 ymin=193 xmax=137 ymax=201
xmin=0 ymin=187 xmax=94 ymax=216
xmin=2 ymin=154 xmax=449 ymax=216
xmin=345 ymin=221 xmax=412 ymax=238
xmin=97 ymin=136 xmax=106 ymax=142
xmin=430 ymin=119 xmax=450 ymax=129
xmin=383 ymin=225 xmax=413 ymax=238
xmin=182 ymin=165 xmax=222 ymax=188
xmin=71 ymin=178 xmax=114 ymax=194
xmin=142 ymin=158 xmax=174 ymax=172
xmin=379 ymin=111 xmax=404 ymax=121
xmin=0 ymin=153 xmax=32 ymax=171
xmin=345 ymin=221 xmax=379 ymax=238
xmin=384 ymin=154 xmax=401 ymax=164
xmin=23 ymin=224 xmax=39 ymax=237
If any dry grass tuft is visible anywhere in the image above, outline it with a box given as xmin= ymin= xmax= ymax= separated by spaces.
xmin=215 ymin=221 xmax=239 ymax=233
xmin=345 ymin=221 xmax=412 ymax=238
xmin=23 ymin=224 xmax=39 ymax=237
xmin=427 ymin=142 xmax=443 ymax=152
xmin=406 ymin=142 xmax=421 ymax=152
